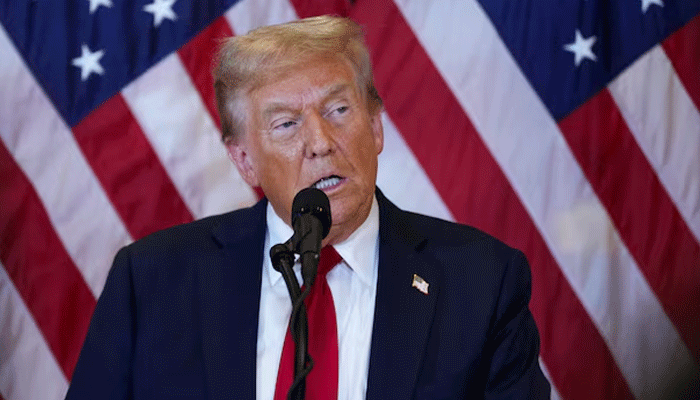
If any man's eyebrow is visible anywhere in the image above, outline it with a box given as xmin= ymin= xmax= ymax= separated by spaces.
xmin=261 ymin=83 xmax=353 ymax=119
xmin=261 ymin=103 xmax=296 ymax=119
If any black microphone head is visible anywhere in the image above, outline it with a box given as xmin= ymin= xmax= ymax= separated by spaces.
xmin=291 ymin=188 xmax=332 ymax=239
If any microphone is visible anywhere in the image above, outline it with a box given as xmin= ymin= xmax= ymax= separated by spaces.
xmin=289 ymin=188 xmax=331 ymax=287
xmin=270 ymin=187 xmax=332 ymax=283
xmin=291 ymin=187 xmax=332 ymax=239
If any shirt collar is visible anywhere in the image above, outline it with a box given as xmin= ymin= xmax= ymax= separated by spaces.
xmin=265 ymin=195 xmax=379 ymax=287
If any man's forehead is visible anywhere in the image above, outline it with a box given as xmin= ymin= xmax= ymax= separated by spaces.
xmin=254 ymin=53 xmax=353 ymax=88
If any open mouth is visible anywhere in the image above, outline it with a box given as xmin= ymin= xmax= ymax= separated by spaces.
xmin=312 ymin=175 xmax=343 ymax=190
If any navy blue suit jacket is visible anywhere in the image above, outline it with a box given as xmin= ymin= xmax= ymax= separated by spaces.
xmin=66 ymin=190 xmax=549 ymax=399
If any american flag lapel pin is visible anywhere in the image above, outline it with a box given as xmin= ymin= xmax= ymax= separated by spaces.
xmin=412 ymin=274 xmax=429 ymax=295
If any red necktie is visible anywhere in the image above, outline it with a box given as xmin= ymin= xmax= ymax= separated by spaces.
xmin=274 ymin=246 xmax=342 ymax=400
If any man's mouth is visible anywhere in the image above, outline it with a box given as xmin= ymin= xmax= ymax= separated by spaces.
xmin=312 ymin=175 xmax=343 ymax=190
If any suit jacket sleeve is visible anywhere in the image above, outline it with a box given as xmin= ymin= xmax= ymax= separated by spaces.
xmin=65 ymin=246 xmax=135 ymax=400
xmin=484 ymin=249 xmax=549 ymax=399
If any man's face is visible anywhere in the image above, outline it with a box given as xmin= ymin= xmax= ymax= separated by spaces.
xmin=226 ymin=55 xmax=384 ymax=245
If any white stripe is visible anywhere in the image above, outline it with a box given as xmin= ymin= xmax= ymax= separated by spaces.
xmin=378 ymin=113 xmax=454 ymax=222
xmin=608 ymin=45 xmax=700 ymax=242
xmin=0 ymin=25 xmax=130 ymax=297
xmin=120 ymin=54 xmax=257 ymax=219
xmin=224 ymin=0 xmax=298 ymax=35
xmin=0 ymin=265 xmax=68 ymax=400
xmin=393 ymin=0 xmax=698 ymax=398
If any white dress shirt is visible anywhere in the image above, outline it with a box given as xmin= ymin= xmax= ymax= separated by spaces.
xmin=256 ymin=196 xmax=380 ymax=400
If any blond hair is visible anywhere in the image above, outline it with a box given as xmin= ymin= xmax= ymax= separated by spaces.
xmin=213 ymin=15 xmax=383 ymax=143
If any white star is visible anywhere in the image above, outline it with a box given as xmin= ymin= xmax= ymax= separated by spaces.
xmin=143 ymin=0 xmax=178 ymax=27
xmin=641 ymin=0 xmax=663 ymax=13
xmin=72 ymin=44 xmax=105 ymax=81
xmin=564 ymin=30 xmax=597 ymax=67
xmin=88 ymin=0 xmax=112 ymax=14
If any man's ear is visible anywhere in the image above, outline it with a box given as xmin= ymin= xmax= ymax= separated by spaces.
xmin=370 ymin=109 xmax=384 ymax=155
xmin=225 ymin=139 xmax=260 ymax=187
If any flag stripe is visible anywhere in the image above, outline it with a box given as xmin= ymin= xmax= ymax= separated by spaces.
xmin=364 ymin=14 xmax=504 ymax=226
xmin=72 ymin=94 xmax=194 ymax=240
xmin=559 ymin=89 xmax=700 ymax=360
xmin=390 ymin=0 xmax=698 ymax=397
xmin=529 ymin=266 xmax=633 ymax=399
xmin=377 ymin=114 xmax=454 ymax=222
xmin=224 ymin=0 xmax=298 ymax=37
xmin=609 ymin=45 xmax=700 ymax=245
xmin=179 ymin=10 xmax=270 ymax=203
xmin=351 ymin=1 xmax=633 ymax=398
xmin=289 ymin=0 xmax=351 ymax=18
xmin=0 ymin=264 xmax=69 ymax=400
xmin=0 ymin=141 xmax=95 ymax=379
xmin=0 ymin=25 xmax=129 ymax=297
xmin=663 ymin=14 xmax=700 ymax=112
xmin=120 ymin=54 xmax=257 ymax=219
xmin=178 ymin=16 xmax=235 ymax=130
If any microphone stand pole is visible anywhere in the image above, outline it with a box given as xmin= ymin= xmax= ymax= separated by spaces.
xmin=270 ymin=244 xmax=309 ymax=400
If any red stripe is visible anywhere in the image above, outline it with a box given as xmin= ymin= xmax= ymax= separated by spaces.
xmin=349 ymin=1 xmax=634 ymax=398
xmin=72 ymin=95 xmax=194 ymax=240
xmin=289 ymin=0 xmax=351 ymax=18
xmin=559 ymin=89 xmax=700 ymax=360
xmin=179 ymin=17 xmax=267 ymax=202
xmin=0 ymin=141 xmax=96 ymax=379
xmin=663 ymin=14 xmax=700 ymax=112
xmin=178 ymin=16 xmax=234 ymax=129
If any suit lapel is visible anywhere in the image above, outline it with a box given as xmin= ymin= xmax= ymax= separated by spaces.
xmin=199 ymin=199 xmax=267 ymax=400
xmin=366 ymin=191 xmax=441 ymax=400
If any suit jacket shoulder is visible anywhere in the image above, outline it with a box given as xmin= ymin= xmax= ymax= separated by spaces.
xmin=124 ymin=198 xmax=266 ymax=265
xmin=66 ymin=199 xmax=268 ymax=400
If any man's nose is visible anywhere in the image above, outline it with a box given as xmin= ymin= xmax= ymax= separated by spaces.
xmin=303 ymin=112 xmax=334 ymax=158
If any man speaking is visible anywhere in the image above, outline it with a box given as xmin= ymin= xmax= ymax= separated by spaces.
xmin=66 ymin=15 xmax=550 ymax=399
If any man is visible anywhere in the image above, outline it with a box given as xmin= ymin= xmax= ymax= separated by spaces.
xmin=66 ymin=16 xmax=550 ymax=399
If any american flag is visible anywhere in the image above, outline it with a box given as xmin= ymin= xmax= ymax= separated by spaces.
xmin=1 ymin=0 xmax=698 ymax=398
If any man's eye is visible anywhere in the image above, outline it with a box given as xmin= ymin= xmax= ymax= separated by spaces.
xmin=275 ymin=120 xmax=297 ymax=129
xmin=328 ymin=105 xmax=349 ymax=117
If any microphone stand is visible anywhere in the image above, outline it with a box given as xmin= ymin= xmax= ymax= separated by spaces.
xmin=270 ymin=244 xmax=312 ymax=400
